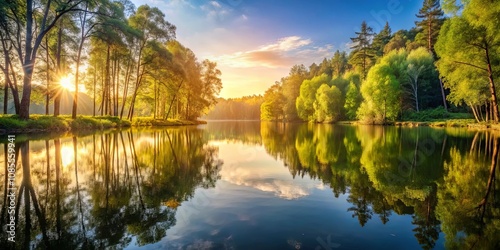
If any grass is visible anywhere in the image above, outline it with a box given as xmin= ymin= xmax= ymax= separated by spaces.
xmin=0 ymin=115 xmax=205 ymax=134
xmin=0 ymin=115 xmax=131 ymax=133
xmin=131 ymin=117 xmax=206 ymax=126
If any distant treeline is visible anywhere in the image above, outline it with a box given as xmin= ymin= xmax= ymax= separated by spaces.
xmin=203 ymin=95 xmax=263 ymax=120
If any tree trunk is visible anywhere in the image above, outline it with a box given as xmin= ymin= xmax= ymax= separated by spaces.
xmin=485 ymin=45 xmax=499 ymax=122
xmin=45 ymin=36 xmax=50 ymax=115
xmin=72 ymin=3 xmax=88 ymax=119
xmin=8 ymin=62 xmax=20 ymax=115
xmin=120 ymin=59 xmax=132 ymax=119
xmin=439 ymin=78 xmax=447 ymax=111
xmin=53 ymin=23 xmax=63 ymax=117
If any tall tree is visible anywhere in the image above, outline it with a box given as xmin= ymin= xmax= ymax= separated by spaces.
xmin=313 ymin=84 xmax=343 ymax=123
xmin=261 ymin=83 xmax=286 ymax=121
xmin=127 ymin=5 xmax=176 ymax=120
xmin=2 ymin=0 xmax=83 ymax=119
xmin=296 ymin=74 xmax=332 ymax=121
xmin=372 ymin=22 xmax=392 ymax=58
xmin=415 ymin=0 xmax=445 ymax=54
xmin=282 ymin=64 xmax=308 ymax=121
xmin=358 ymin=49 xmax=407 ymax=123
xmin=331 ymin=50 xmax=349 ymax=78
xmin=349 ymin=21 xmax=375 ymax=80
xmin=415 ymin=0 xmax=447 ymax=111
xmin=435 ymin=12 xmax=500 ymax=122
xmin=405 ymin=47 xmax=435 ymax=112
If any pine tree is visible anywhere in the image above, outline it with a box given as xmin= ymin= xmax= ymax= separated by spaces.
xmin=372 ymin=22 xmax=392 ymax=58
xmin=349 ymin=21 xmax=375 ymax=80
xmin=415 ymin=0 xmax=445 ymax=54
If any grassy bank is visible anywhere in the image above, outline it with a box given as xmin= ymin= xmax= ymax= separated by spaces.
xmin=0 ymin=115 xmax=205 ymax=134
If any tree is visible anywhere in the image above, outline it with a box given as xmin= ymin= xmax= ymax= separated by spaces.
xmin=261 ymin=83 xmax=285 ymax=121
xmin=405 ymin=47 xmax=435 ymax=112
xmin=415 ymin=0 xmax=445 ymax=54
xmin=357 ymin=49 xmax=407 ymax=123
xmin=199 ymin=59 xmax=223 ymax=114
xmin=372 ymin=22 xmax=392 ymax=58
xmin=435 ymin=12 xmax=500 ymax=122
xmin=127 ymin=5 xmax=176 ymax=120
xmin=281 ymin=64 xmax=308 ymax=121
xmin=313 ymin=84 xmax=343 ymax=123
xmin=344 ymin=81 xmax=362 ymax=120
xmin=331 ymin=50 xmax=349 ymax=78
xmin=1 ymin=0 xmax=83 ymax=119
xmin=349 ymin=21 xmax=375 ymax=80
xmin=296 ymin=74 xmax=331 ymax=121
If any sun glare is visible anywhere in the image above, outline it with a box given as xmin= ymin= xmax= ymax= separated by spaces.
xmin=59 ymin=75 xmax=75 ymax=92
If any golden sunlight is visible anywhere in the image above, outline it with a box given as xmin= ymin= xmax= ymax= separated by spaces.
xmin=59 ymin=75 xmax=75 ymax=92
xmin=60 ymin=145 xmax=74 ymax=169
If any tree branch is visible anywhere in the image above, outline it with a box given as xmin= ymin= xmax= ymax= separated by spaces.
xmin=453 ymin=61 xmax=488 ymax=72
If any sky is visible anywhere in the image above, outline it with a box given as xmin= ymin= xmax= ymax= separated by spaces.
xmin=130 ymin=0 xmax=423 ymax=98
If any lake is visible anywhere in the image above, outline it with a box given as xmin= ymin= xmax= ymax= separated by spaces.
xmin=0 ymin=121 xmax=499 ymax=249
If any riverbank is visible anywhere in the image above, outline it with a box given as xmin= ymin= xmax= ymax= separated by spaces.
xmin=340 ymin=119 xmax=500 ymax=131
xmin=0 ymin=115 xmax=206 ymax=134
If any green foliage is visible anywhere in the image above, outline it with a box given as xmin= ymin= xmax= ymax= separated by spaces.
xmin=372 ymin=22 xmax=392 ymax=58
xmin=358 ymin=50 xmax=407 ymax=123
xmin=296 ymin=74 xmax=332 ymax=121
xmin=0 ymin=115 xmax=27 ymax=129
xmin=313 ymin=84 xmax=343 ymax=123
xmin=402 ymin=106 xmax=453 ymax=121
xmin=435 ymin=10 xmax=499 ymax=122
xmin=349 ymin=21 xmax=376 ymax=79
xmin=404 ymin=47 xmax=437 ymax=112
xmin=344 ymin=81 xmax=362 ymax=120
xmin=282 ymin=65 xmax=309 ymax=121
xmin=0 ymin=115 xmax=134 ymax=131
xmin=415 ymin=0 xmax=445 ymax=52
xmin=261 ymin=83 xmax=286 ymax=121
xmin=331 ymin=50 xmax=349 ymax=78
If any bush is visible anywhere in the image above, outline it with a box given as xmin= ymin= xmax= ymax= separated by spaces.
xmin=402 ymin=107 xmax=472 ymax=121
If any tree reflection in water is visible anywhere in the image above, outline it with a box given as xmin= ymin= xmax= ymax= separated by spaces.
xmin=260 ymin=122 xmax=499 ymax=249
xmin=0 ymin=123 xmax=499 ymax=249
xmin=0 ymin=128 xmax=222 ymax=249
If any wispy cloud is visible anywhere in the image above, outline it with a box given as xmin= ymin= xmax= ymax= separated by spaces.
xmin=211 ymin=36 xmax=333 ymax=69
xmin=200 ymin=0 xmax=241 ymax=22
xmin=220 ymin=162 xmax=324 ymax=200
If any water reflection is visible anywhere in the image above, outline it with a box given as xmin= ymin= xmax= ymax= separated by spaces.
xmin=0 ymin=123 xmax=498 ymax=249
xmin=259 ymin=122 xmax=499 ymax=249
xmin=0 ymin=128 xmax=222 ymax=249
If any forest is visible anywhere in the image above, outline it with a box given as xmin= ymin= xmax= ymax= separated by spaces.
xmin=256 ymin=0 xmax=500 ymax=124
xmin=0 ymin=0 xmax=222 ymax=121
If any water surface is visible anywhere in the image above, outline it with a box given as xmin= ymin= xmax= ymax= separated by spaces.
xmin=0 ymin=121 xmax=499 ymax=249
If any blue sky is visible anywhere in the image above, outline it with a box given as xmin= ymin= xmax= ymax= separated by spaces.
xmin=131 ymin=0 xmax=423 ymax=98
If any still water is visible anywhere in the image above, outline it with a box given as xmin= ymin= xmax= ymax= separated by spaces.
xmin=0 ymin=121 xmax=499 ymax=249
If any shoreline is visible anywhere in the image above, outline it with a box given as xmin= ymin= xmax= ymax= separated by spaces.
xmin=0 ymin=115 xmax=207 ymax=135
xmin=2 ymin=115 xmax=498 ymax=135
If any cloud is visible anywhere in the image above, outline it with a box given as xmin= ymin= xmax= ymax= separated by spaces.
xmin=220 ymin=163 xmax=322 ymax=200
xmin=211 ymin=36 xmax=333 ymax=69
xmin=200 ymin=0 xmax=237 ymax=22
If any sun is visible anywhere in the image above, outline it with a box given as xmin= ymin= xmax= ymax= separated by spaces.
xmin=59 ymin=75 xmax=75 ymax=91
